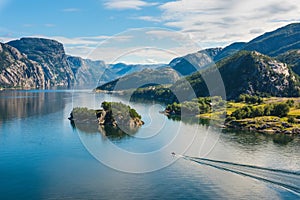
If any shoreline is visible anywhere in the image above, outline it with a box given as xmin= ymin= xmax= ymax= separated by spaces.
xmin=164 ymin=111 xmax=300 ymax=135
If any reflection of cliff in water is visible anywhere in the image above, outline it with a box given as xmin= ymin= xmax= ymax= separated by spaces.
xmin=0 ymin=90 xmax=68 ymax=123
xmin=72 ymin=120 xmax=138 ymax=141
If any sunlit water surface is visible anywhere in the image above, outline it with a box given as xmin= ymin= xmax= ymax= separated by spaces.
xmin=0 ymin=90 xmax=299 ymax=199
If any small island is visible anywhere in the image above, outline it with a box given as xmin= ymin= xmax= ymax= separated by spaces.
xmin=69 ymin=101 xmax=144 ymax=129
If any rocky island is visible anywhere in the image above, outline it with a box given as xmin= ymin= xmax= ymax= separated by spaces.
xmin=69 ymin=101 xmax=144 ymax=130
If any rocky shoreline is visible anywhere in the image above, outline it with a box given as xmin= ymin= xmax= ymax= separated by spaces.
xmin=164 ymin=111 xmax=300 ymax=135
xmin=225 ymin=117 xmax=300 ymax=135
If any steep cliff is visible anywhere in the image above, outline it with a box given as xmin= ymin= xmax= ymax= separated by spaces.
xmin=7 ymin=38 xmax=74 ymax=87
xmin=178 ymin=51 xmax=300 ymax=99
xmin=0 ymin=43 xmax=45 ymax=88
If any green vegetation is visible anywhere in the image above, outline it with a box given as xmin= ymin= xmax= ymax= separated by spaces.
xmin=163 ymin=95 xmax=300 ymax=134
xmin=96 ymin=68 xmax=180 ymax=91
xmin=70 ymin=107 xmax=98 ymax=122
xmin=230 ymin=102 xmax=290 ymax=120
xmin=237 ymin=94 xmax=263 ymax=104
xmin=165 ymin=96 xmax=226 ymax=116
xmin=131 ymin=86 xmax=177 ymax=104
xmin=101 ymin=101 xmax=141 ymax=120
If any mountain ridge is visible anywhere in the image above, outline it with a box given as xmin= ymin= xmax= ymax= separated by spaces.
xmin=131 ymin=50 xmax=300 ymax=101
xmin=2 ymin=23 xmax=300 ymax=94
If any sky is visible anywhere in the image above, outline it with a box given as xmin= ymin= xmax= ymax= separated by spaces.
xmin=0 ymin=0 xmax=300 ymax=64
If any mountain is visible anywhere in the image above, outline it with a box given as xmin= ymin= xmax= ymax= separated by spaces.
xmin=168 ymin=43 xmax=249 ymax=76
xmin=96 ymin=67 xmax=180 ymax=91
xmin=133 ymin=51 xmax=300 ymax=101
xmin=66 ymin=57 xmax=165 ymax=88
xmin=214 ymin=42 xmax=246 ymax=61
xmin=109 ymin=63 xmax=165 ymax=76
xmin=7 ymin=38 xmax=74 ymax=87
xmin=172 ymin=51 xmax=300 ymax=100
xmin=0 ymin=37 xmax=167 ymax=89
xmin=0 ymin=42 xmax=46 ymax=88
xmin=243 ymin=23 xmax=300 ymax=56
xmin=168 ymin=48 xmax=220 ymax=76
xmin=170 ymin=23 xmax=300 ymax=76
xmin=66 ymin=56 xmax=113 ymax=88
xmin=2 ymin=23 xmax=300 ymax=91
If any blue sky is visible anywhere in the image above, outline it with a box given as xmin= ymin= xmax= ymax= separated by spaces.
xmin=0 ymin=0 xmax=299 ymax=63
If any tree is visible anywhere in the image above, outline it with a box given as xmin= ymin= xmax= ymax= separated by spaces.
xmin=271 ymin=103 xmax=290 ymax=117
xmin=286 ymin=99 xmax=294 ymax=107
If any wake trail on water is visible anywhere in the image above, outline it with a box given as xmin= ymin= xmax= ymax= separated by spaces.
xmin=177 ymin=154 xmax=300 ymax=196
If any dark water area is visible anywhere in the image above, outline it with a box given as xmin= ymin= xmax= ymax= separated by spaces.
xmin=0 ymin=90 xmax=299 ymax=199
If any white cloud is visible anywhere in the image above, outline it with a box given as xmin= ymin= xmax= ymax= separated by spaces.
xmin=136 ymin=16 xmax=161 ymax=22
xmin=157 ymin=0 xmax=300 ymax=47
xmin=104 ymin=0 xmax=158 ymax=10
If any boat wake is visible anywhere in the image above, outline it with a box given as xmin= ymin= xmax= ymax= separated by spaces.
xmin=176 ymin=154 xmax=300 ymax=196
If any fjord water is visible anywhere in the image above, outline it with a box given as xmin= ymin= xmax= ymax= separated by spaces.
xmin=0 ymin=90 xmax=299 ymax=199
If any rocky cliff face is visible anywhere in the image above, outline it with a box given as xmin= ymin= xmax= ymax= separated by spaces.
xmin=0 ymin=37 xmax=167 ymax=89
xmin=179 ymin=51 xmax=300 ymax=99
xmin=67 ymin=56 xmax=111 ymax=88
xmin=276 ymin=49 xmax=300 ymax=76
xmin=7 ymin=38 xmax=74 ymax=88
xmin=0 ymin=43 xmax=46 ymax=88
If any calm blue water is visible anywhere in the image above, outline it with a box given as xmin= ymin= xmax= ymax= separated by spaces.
xmin=0 ymin=90 xmax=299 ymax=199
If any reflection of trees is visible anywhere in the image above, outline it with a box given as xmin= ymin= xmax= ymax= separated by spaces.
xmin=272 ymin=134 xmax=294 ymax=145
xmin=167 ymin=115 xmax=210 ymax=126
xmin=0 ymin=91 xmax=68 ymax=123
xmin=71 ymin=121 xmax=99 ymax=134
xmin=221 ymin=129 xmax=295 ymax=146
xmin=166 ymin=113 xmax=296 ymax=146
xmin=71 ymin=121 xmax=139 ymax=141
xmin=98 ymin=125 xmax=138 ymax=140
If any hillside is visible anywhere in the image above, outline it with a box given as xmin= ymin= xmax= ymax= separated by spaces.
xmin=96 ymin=67 xmax=180 ymax=91
xmin=132 ymin=51 xmax=300 ymax=102
xmin=170 ymin=23 xmax=300 ymax=77
xmin=276 ymin=49 xmax=300 ymax=76
xmin=168 ymin=48 xmax=220 ymax=76
xmin=183 ymin=51 xmax=300 ymax=99
xmin=243 ymin=23 xmax=300 ymax=56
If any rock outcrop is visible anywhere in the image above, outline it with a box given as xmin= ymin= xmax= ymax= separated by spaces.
xmin=181 ymin=51 xmax=300 ymax=99
xmin=0 ymin=43 xmax=46 ymax=88
xmin=7 ymin=38 xmax=74 ymax=88
xmin=67 ymin=56 xmax=110 ymax=88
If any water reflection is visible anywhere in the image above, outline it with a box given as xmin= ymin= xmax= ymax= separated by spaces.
xmin=98 ymin=125 xmax=138 ymax=140
xmin=167 ymin=114 xmax=209 ymax=126
xmin=273 ymin=134 xmax=295 ymax=145
xmin=221 ymin=129 xmax=297 ymax=146
xmin=71 ymin=120 xmax=139 ymax=140
xmin=0 ymin=90 xmax=69 ymax=123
